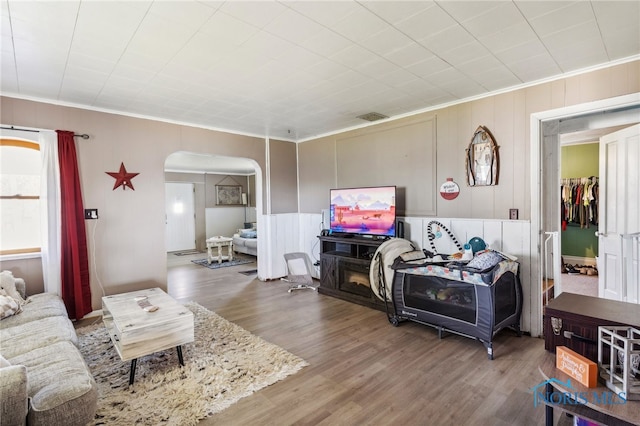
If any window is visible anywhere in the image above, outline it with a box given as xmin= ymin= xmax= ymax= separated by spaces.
xmin=0 ymin=139 xmax=41 ymax=255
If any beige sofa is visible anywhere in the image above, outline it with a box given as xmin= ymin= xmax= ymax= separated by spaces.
xmin=0 ymin=272 xmax=97 ymax=426
xmin=232 ymin=227 xmax=257 ymax=257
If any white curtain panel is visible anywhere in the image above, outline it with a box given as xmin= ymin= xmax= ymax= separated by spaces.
xmin=39 ymin=131 xmax=61 ymax=295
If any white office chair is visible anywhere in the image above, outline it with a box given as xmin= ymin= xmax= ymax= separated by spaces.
xmin=282 ymin=252 xmax=317 ymax=293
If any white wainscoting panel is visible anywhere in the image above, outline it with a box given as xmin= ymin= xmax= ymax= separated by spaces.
xmin=400 ymin=217 xmax=533 ymax=334
xmin=270 ymin=214 xmax=534 ymax=334
xmin=263 ymin=213 xmax=300 ymax=280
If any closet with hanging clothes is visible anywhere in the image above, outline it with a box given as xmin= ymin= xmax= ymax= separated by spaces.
xmin=561 ymin=176 xmax=599 ymax=231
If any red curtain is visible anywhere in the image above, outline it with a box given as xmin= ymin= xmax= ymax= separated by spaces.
xmin=57 ymin=130 xmax=91 ymax=319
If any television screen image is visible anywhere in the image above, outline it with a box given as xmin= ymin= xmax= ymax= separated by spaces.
xmin=329 ymin=186 xmax=396 ymax=237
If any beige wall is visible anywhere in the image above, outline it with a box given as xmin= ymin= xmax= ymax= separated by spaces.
xmin=298 ymin=60 xmax=640 ymax=220
xmin=268 ymin=139 xmax=298 ymax=214
xmin=0 ymin=97 xmax=269 ymax=310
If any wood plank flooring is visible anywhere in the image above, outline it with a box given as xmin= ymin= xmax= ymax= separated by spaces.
xmin=165 ymin=253 xmax=557 ymax=425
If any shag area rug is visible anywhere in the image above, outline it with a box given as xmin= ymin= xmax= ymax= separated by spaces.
xmin=78 ymin=302 xmax=308 ymax=425
xmin=191 ymin=257 xmax=253 ymax=269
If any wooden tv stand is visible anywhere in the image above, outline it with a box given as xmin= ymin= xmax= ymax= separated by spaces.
xmin=318 ymin=235 xmax=386 ymax=310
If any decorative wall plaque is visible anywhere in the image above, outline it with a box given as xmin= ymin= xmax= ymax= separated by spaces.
xmin=466 ymin=126 xmax=499 ymax=186
xmin=215 ymin=185 xmax=243 ymax=205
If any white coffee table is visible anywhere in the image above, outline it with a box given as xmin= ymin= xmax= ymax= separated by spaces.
xmin=206 ymin=236 xmax=234 ymax=264
xmin=102 ymin=287 xmax=194 ymax=385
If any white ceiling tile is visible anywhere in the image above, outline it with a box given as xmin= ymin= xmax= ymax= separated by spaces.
xmin=508 ymin=53 xmax=562 ymax=82
xmin=494 ymin=39 xmax=549 ymax=65
xmin=303 ymin=59 xmax=350 ymax=80
xmin=1 ymin=9 xmax=11 ymax=38
xmin=330 ymin=6 xmax=388 ymax=43
xmin=330 ymin=44 xmax=379 ymax=69
xmin=66 ymin=51 xmax=117 ymax=75
xmin=549 ymin=39 xmax=609 ymax=72
xmin=405 ymin=55 xmax=451 ymax=78
xmin=359 ymin=27 xmax=414 ymax=57
xmin=219 ymin=1 xmax=286 ymax=28
xmin=62 ymin=64 xmax=109 ymax=87
xmin=263 ymin=8 xmax=325 ymax=43
xmin=515 ymin=1 xmax=576 ymax=20
xmin=12 ymin=38 xmax=66 ymax=68
xmin=1 ymin=52 xmax=18 ymax=92
xmin=478 ymin=21 xmax=538 ymax=53
xmin=458 ymin=2 xmax=524 ymax=39
xmin=541 ymin=21 xmax=603 ymax=53
xmin=240 ymin=31 xmax=297 ymax=60
xmin=395 ymin=4 xmax=457 ymax=40
xmin=592 ymin=1 xmax=640 ymax=32
xmin=148 ymin=1 xmax=217 ymax=28
xmin=360 ymin=1 xmax=433 ymax=25
xmin=125 ymin=14 xmax=197 ymax=59
xmin=435 ymin=1 xmax=502 ymax=23
xmin=200 ymin=11 xmax=260 ymax=46
xmin=384 ymin=43 xmax=435 ymax=68
xmin=528 ymin=2 xmax=595 ymax=37
xmin=420 ymin=26 xmax=475 ymax=57
xmin=601 ymin=27 xmax=640 ymax=60
xmin=353 ymin=58 xmax=401 ymax=79
xmin=277 ymin=44 xmax=324 ymax=69
xmin=9 ymin=14 xmax=74 ymax=47
xmin=437 ymin=40 xmax=490 ymax=67
xmin=375 ymin=69 xmax=420 ymax=89
xmin=299 ymin=28 xmax=351 ymax=57
xmin=75 ymin=1 xmax=148 ymax=44
xmin=470 ymin=67 xmax=522 ymax=91
xmin=456 ymin=55 xmax=506 ymax=76
xmin=285 ymin=1 xmax=361 ymax=28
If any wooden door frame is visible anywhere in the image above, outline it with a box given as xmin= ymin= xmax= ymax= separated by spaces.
xmin=529 ymin=93 xmax=640 ymax=337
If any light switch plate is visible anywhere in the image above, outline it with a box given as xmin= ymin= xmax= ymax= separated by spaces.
xmin=509 ymin=209 xmax=518 ymax=220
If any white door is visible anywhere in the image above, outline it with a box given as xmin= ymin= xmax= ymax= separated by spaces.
xmin=165 ymin=182 xmax=196 ymax=252
xmin=598 ymin=124 xmax=640 ymax=302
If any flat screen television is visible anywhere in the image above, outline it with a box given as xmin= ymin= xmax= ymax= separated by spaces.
xmin=329 ymin=186 xmax=396 ymax=237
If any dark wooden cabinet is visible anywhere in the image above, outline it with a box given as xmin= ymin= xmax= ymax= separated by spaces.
xmin=318 ymin=235 xmax=385 ymax=310
xmin=543 ymin=293 xmax=640 ymax=363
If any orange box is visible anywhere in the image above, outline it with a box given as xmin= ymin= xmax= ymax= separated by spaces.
xmin=556 ymin=346 xmax=598 ymax=388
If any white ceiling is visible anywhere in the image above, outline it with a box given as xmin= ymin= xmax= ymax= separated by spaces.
xmin=1 ymin=0 xmax=639 ymax=146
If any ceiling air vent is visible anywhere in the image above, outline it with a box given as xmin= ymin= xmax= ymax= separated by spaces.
xmin=356 ymin=112 xmax=388 ymax=122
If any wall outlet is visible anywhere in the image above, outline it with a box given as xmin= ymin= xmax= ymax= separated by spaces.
xmin=509 ymin=208 xmax=518 ymax=220
xmin=84 ymin=209 xmax=99 ymax=220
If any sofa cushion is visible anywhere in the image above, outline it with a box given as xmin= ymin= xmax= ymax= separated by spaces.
xmin=0 ymin=294 xmax=22 ymax=320
xmin=10 ymin=340 xmax=97 ymax=426
xmin=1 ymin=315 xmax=78 ymax=359
xmin=0 ymin=364 xmax=28 ymax=426
xmin=0 ymin=293 xmax=68 ymax=330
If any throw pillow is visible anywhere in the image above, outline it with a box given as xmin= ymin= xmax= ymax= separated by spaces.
xmin=0 ymin=271 xmax=25 ymax=304
xmin=466 ymin=250 xmax=505 ymax=271
xmin=240 ymin=229 xmax=257 ymax=239
xmin=0 ymin=294 xmax=22 ymax=320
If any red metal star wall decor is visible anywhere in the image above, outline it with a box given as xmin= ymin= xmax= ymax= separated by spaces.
xmin=106 ymin=162 xmax=139 ymax=190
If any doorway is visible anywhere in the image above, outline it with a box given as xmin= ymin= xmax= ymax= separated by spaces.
xmin=164 ymin=151 xmax=264 ymax=277
xmin=165 ymin=182 xmax=196 ymax=253
xmin=530 ymin=93 xmax=640 ymax=337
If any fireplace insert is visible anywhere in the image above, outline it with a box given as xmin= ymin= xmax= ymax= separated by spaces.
xmin=386 ymin=259 xmax=523 ymax=359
